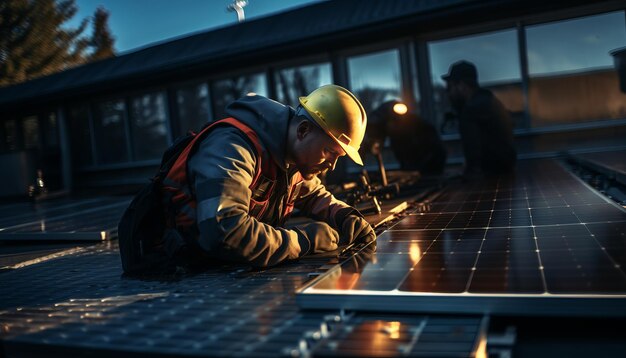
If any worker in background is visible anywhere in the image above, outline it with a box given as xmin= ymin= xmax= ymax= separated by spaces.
xmin=162 ymin=85 xmax=376 ymax=268
xmin=442 ymin=60 xmax=517 ymax=177
xmin=370 ymin=100 xmax=447 ymax=175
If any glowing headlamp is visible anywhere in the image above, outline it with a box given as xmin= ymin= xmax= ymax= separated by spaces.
xmin=392 ymin=102 xmax=408 ymax=115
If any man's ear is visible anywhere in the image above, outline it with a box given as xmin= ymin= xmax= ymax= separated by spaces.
xmin=296 ymin=119 xmax=312 ymax=140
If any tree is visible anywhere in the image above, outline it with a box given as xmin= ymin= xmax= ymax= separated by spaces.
xmin=0 ymin=0 xmax=115 ymax=87
xmin=88 ymin=6 xmax=115 ymax=62
xmin=276 ymin=67 xmax=322 ymax=108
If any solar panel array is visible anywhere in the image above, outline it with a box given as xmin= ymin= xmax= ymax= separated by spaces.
xmin=569 ymin=149 xmax=626 ymax=186
xmin=0 ymin=241 xmax=485 ymax=357
xmin=0 ymin=197 xmax=129 ymax=241
xmin=298 ymin=160 xmax=626 ymax=316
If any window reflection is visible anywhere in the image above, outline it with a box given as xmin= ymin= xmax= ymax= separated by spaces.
xmin=22 ymin=116 xmax=40 ymax=149
xmin=45 ymin=113 xmax=58 ymax=148
xmin=275 ymin=62 xmax=332 ymax=108
xmin=429 ymin=29 xmax=523 ymax=133
xmin=348 ymin=50 xmax=402 ymax=114
xmin=526 ymin=11 xmax=626 ymax=126
xmin=2 ymin=119 xmax=19 ymax=151
xmin=94 ymin=99 xmax=129 ymax=164
xmin=211 ymin=73 xmax=268 ymax=119
xmin=67 ymin=105 xmax=93 ymax=167
xmin=130 ymin=92 xmax=170 ymax=161
xmin=177 ymin=82 xmax=210 ymax=133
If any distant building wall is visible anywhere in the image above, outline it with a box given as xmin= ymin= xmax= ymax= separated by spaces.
xmin=529 ymin=70 xmax=626 ymax=125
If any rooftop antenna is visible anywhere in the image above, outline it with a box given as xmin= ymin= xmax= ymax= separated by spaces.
xmin=227 ymin=0 xmax=248 ymax=23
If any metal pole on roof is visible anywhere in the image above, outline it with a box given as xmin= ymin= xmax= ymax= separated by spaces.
xmin=227 ymin=0 xmax=248 ymax=23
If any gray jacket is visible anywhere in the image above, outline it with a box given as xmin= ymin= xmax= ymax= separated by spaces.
xmin=187 ymin=95 xmax=352 ymax=267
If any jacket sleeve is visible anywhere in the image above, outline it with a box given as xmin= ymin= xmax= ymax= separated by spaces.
xmin=294 ymin=175 xmax=355 ymax=229
xmin=188 ymin=127 xmax=309 ymax=267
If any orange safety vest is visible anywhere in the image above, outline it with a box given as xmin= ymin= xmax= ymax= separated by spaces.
xmin=161 ymin=117 xmax=303 ymax=234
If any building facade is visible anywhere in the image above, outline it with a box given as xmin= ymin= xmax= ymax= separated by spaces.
xmin=0 ymin=0 xmax=625 ymax=196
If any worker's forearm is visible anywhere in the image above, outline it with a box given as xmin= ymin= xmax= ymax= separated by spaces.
xmin=295 ymin=176 xmax=352 ymax=228
xmin=199 ymin=205 xmax=304 ymax=268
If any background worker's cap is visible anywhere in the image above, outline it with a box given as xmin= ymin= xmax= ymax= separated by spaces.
xmin=299 ymin=85 xmax=367 ymax=165
xmin=442 ymin=60 xmax=478 ymax=83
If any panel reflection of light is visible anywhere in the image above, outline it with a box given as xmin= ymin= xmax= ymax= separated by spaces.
xmin=1 ymin=293 xmax=169 ymax=336
xmin=338 ymin=271 xmax=361 ymax=290
xmin=382 ymin=321 xmax=401 ymax=340
xmin=409 ymin=242 xmax=421 ymax=264
xmin=475 ymin=333 xmax=487 ymax=358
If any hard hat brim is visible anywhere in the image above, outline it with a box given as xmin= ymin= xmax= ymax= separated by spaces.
xmin=336 ymin=138 xmax=363 ymax=166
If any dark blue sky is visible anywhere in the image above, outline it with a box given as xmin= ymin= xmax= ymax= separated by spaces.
xmin=69 ymin=0 xmax=322 ymax=53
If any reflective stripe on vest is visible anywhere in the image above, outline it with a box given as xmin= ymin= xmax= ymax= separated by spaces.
xmin=162 ymin=117 xmax=303 ymax=233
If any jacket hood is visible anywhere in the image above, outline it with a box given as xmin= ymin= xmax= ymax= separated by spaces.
xmin=225 ymin=95 xmax=294 ymax=170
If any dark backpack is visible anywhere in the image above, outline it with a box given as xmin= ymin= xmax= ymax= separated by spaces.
xmin=117 ymin=131 xmax=199 ymax=275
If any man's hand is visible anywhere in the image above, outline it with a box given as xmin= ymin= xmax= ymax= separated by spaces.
xmin=339 ymin=215 xmax=376 ymax=246
xmin=294 ymin=221 xmax=339 ymax=255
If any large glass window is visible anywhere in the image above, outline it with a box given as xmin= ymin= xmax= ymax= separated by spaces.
xmin=275 ymin=62 xmax=332 ymax=108
xmin=177 ymin=82 xmax=210 ymax=133
xmin=44 ymin=112 xmax=58 ymax=148
xmin=347 ymin=50 xmax=402 ymax=114
xmin=21 ymin=116 xmax=40 ymax=149
xmin=2 ymin=119 xmax=19 ymax=151
xmin=429 ymin=29 xmax=523 ymax=133
xmin=211 ymin=73 xmax=268 ymax=119
xmin=93 ymin=99 xmax=129 ymax=164
xmin=67 ymin=105 xmax=93 ymax=167
xmin=526 ymin=11 xmax=626 ymax=126
xmin=129 ymin=92 xmax=170 ymax=161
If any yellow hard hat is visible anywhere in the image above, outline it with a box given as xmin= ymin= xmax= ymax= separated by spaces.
xmin=299 ymin=85 xmax=367 ymax=165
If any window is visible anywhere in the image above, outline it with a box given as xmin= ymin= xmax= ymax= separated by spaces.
xmin=22 ymin=116 xmax=40 ymax=149
xmin=93 ymin=99 xmax=129 ymax=164
xmin=428 ymin=29 xmax=523 ymax=133
xmin=347 ymin=49 xmax=402 ymax=114
xmin=526 ymin=11 xmax=626 ymax=126
xmin=2 ymin=119 xmax=19 ymax=151
xmin=44 ymin=112 xmax=58 ymax=148
xmin=211 ymin=73 xmax=268 ymax=119
xmin=67 ymin=105 xmax=93 ymax=167
xmin=275 ymin=63 xmax=332 ymax=108
xmin=177 ymin=82 xmax=211 ymax=133
xmin=343 ymin=49 xmax=404 ymax=173
xmin=129 ymin=92 xmax=170 ymax=161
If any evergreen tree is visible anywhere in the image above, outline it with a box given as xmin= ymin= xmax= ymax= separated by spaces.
xmin=0 ymin=0 xmax=115 ymax=87
xmin=88 ymin=6 xmax=115 ymax=62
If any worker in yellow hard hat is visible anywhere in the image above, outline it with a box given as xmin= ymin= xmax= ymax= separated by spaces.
xmin=152 ymin=84 xmax=375 ymax=270
xmin=297 ymin=85 xmax=367 ymax=166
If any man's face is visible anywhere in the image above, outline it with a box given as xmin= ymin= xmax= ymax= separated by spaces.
xmin=293 ymin=120 xmax=346 ymax=180
xmin=445 ymin=80 xmax=466 ymax=111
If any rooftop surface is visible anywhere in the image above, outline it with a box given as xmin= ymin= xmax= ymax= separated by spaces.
xmin=1 ymin=156 xmax=626 ymax=357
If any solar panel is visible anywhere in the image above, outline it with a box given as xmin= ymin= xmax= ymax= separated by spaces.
xmin=0 ymin=198 xmax=129 ymax=241
xmin=0 ymin=241 xmax=486 ymax=357
xmin=297 ymin=160 xmax=626 ymax=316
xmin=569 ymin=150 xmax=626 ymax=186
